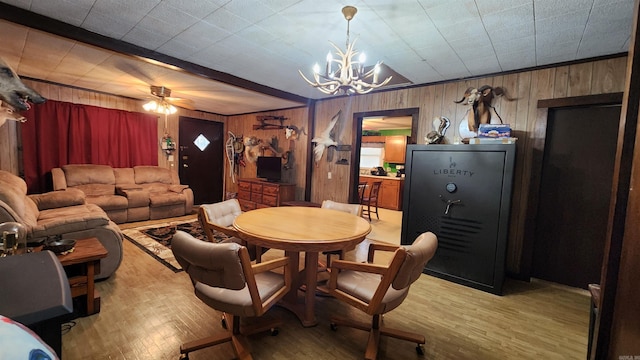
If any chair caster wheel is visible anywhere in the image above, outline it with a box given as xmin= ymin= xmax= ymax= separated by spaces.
xmin=270 ymin=328 xmax=279 ymax=336
xmin=330 ymin=323 xmax=337 ymax=331
xmin=221 ymin=318 xmax=227 ymax=329
xmin=416 ymin=344 xmax=424 ymax=355
xmin=180 ymin=353 xmax=189 ymax=360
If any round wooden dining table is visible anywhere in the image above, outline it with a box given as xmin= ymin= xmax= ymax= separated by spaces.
xmin=233 ymin=206 xmax=371 ymax=327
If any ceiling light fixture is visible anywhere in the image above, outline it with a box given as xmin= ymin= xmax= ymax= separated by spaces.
xmin=299 ymin=6 xmax=392 ymax=95
xmin=142 ymin=99 xmax=177 ymax=115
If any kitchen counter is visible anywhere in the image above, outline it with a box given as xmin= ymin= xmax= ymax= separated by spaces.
xmin=360 ymin=174 xmax=405 ymax=181
xmin=358 ymin=175 xmax=405 ymax=210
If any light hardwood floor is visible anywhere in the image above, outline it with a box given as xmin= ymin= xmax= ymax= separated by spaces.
xmin=62 ymin=208 xmax=590 ymax=359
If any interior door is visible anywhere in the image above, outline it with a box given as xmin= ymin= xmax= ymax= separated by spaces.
xmin=178 ymin=117 xmax=224 ymax=205
xmin=533 ymin=105 xmax=620 ymax=289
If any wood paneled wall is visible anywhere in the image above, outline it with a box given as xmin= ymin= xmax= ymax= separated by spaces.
xmin=309 ymin=56 xmax=628 ymax=275
xmin=1 ymin=56 xmax=627 ymax=277
xmin=226 ymin=108 xmax=309 ymax=200
xmin=0 ymin=79 xmax=227 ymax=176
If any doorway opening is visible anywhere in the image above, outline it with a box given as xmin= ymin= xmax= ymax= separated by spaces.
xmin=349 ymin=108 xmax=419 ymax=204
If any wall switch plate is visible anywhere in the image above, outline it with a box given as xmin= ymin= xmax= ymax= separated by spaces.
xmin=328 ymin=172 xmax=332 ymax=179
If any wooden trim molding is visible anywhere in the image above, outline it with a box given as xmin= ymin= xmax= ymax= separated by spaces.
xmin=537 ymin=93 xmax=624 ymax=109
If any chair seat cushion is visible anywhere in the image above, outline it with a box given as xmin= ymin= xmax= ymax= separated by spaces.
xmin=31 ymin=204 xmax=110 ymax=239
xmin=336 ymin=270 xmax=409 ymax=314
xmin=195 ymin=271 xmax=285 ymax=317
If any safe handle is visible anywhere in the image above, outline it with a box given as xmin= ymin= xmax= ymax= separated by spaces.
xmin=440 ymin=195 xmax=462 ymax=215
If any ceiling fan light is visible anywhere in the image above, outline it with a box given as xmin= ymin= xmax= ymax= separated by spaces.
xmin=143 ymin=100 xmax=158 ymax=111
xmin=166 ymin=104 xmax=177 ymax=114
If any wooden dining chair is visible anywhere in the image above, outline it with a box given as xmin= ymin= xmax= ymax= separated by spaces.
xmin=361 ymin=181 xmax=382 ymax=221
xmin=327 ymin=232 xmax=438 ymax=359
xmin=199 ymin=199 xmax=265 ymax=261
xmin=357 ymin=182 xmax=367 ymax=204
xmin=319 ymin=200 xmax=363 ymax=268
xmin=172 ymin=231 xmax=291 ymax=360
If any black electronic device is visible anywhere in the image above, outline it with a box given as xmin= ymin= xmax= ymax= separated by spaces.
xmin=256 ymin=156 xmax=282 ymax=182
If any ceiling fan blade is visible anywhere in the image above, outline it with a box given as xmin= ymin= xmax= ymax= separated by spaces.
xmin=167 ymin=98 xmax=196 ymax=110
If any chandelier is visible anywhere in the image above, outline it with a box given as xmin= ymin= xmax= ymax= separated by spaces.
xmin=142 ymin=100 xmax=177 ymax=115
xmin=299 ymin=6 xmax=392 ymax=95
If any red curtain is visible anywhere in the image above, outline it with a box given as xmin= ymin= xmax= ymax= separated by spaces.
xmin=22 ymin=100 xmax=158 ymax=194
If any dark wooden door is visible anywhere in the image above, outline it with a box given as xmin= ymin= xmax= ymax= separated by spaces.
xmin=178 ymin=117 xmax=224 ymax=205
xmin=533 ymin=105 xmax=620 ymax=289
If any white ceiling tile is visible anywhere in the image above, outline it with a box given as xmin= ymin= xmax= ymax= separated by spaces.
xmin=534 ymin=0 xmax=594 ymax=19
xmin=475 ymin=0 xmax=532 ymax=15
xmin=162 ymin=0 xmax=224 ymax=19
xmin=222 ymin=0 xmax=276 ymax=24
xmin=203 ymin=7 xmax=252 ymax=33
xmin=29 ymin=0 xmax=94 ymax=26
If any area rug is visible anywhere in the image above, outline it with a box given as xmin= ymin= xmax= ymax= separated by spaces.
xmin=121 ymin=219 xmax=230 ymax=272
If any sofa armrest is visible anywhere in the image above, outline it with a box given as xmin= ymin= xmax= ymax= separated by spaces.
xmin=51 ymin=168 xmax=67 ymax=190
xmin=168 ymin=184 xmax=189 ymax=193
xmin=28 ymin=189 xmax=86 ymax=211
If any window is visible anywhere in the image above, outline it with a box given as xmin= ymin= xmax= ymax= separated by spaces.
xmin=360 ymin=145 xmax=385 ymax=169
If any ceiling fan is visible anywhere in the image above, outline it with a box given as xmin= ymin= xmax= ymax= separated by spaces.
xmin=143 ymin=85 xmax=195 ymax=114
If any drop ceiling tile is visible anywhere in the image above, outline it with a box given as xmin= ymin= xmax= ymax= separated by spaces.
xmin=534 ymin=0 xmax=594 ymax=19
xmin=122 ymin=26 xmax=170 ymax=50
xmin=0 ymin=21 xmax=28 ymax=64
xmin=203 ymin=7 xmax=252 ymax=33
xmin=162 ymin=0 xmax=224 ymax=19
xmin=222 ymin=0 xmax=276 ymax=24
xmin=143 ymin=3 xmax=200 ymax=32
xmin=463 ymin=55 xmax=501 ymax=75
xmin=422 ymin=0 xmax=480 ymax=27
xmin=493 ymin=35 xmax=535 ymax=55
xmin=535 ymin=10 xmax=590 ymax=34
xmin=497 ymin=49 xmax=537 ymax=71
xmin=475 ymin=0 xmax=532 ymax=15
xmin=82 ymin=10 xmax=138 ymax=39
xmin=29 ymin=0 xmax=94 ymax=26
xmin=480 ymin=3 xmax=534 ymax=31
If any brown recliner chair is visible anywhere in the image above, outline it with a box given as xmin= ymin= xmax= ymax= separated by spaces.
xmin=327 ymin=232 xmax=438 ymax=359
xmin=198 ymin=199 xmax=266 ymax=261
xmin=171 ymin=231 xmax=291 ymax=360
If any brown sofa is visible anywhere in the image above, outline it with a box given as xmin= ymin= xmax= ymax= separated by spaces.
xmin=51 ymin=165 xmax=194 ymax=224
xmin=0 ymin=170 xmax=123 ymax=279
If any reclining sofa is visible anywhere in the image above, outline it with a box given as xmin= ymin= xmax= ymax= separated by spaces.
xmin=0 ymin=170 xmax=123 ymax=279
xmin=52 ymin=164 xmax=194 ymax=224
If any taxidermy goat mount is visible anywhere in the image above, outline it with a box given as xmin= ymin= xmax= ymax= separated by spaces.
xmin=455 ymin=85 xmax=514 ymax=134
xmin=0 ymin=57 xmax=46 ymax=126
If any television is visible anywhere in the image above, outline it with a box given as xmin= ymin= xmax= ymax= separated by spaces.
xmin=256 ymin=156 xmax=282 ymax=182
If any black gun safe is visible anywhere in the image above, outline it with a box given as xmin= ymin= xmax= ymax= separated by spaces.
xmin=401 ymin=144 xmax=516 ymax=295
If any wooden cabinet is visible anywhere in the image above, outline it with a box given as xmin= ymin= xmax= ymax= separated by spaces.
xmin=237 ymin=178 xmax=295 ymax=211
xmin=384 ymin=136 xmax=408 ymax=163
xmin=379 ymin=179 xmax=403 ymax=210
xmin=359 ymin=175 xmax=404 ymax=211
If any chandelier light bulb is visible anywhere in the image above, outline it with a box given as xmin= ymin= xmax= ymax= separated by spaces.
xmin=313 ymin=63 xmax=321 ymax=74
